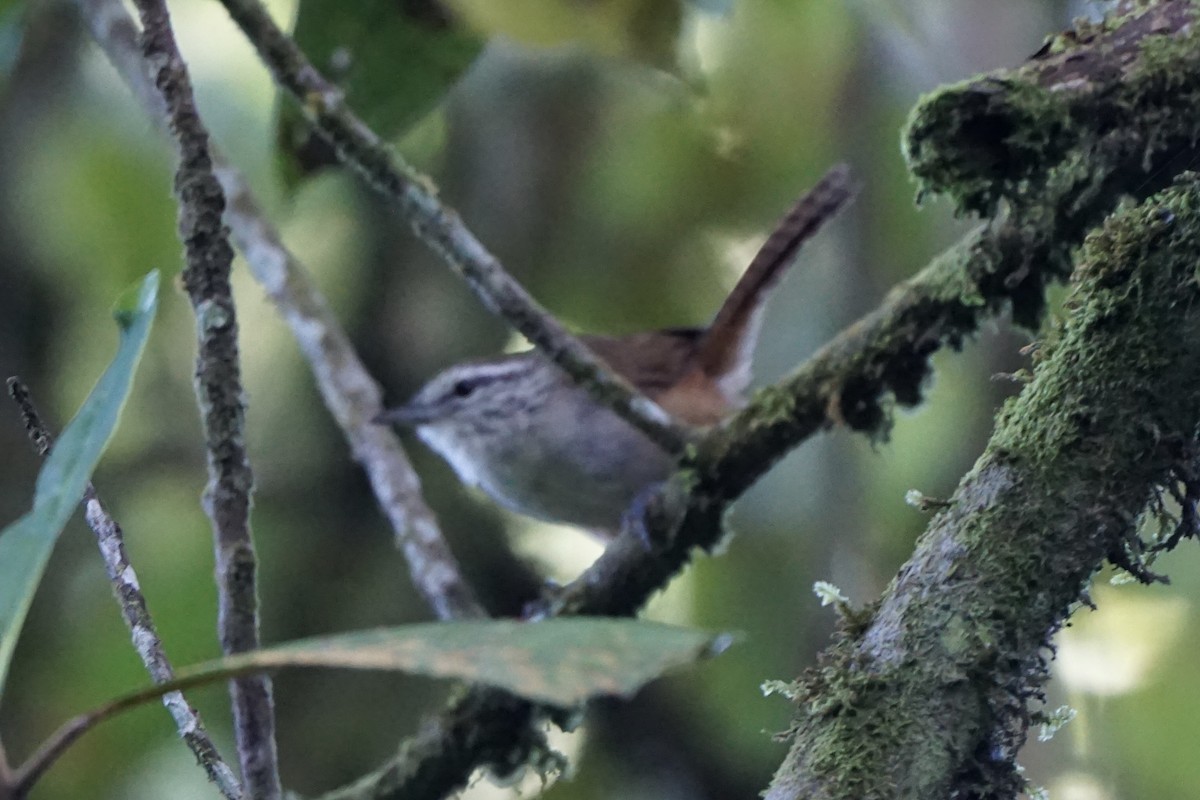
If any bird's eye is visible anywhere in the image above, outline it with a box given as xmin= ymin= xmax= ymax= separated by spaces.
xmin=451 ymin=380 xmax=474 ymax=398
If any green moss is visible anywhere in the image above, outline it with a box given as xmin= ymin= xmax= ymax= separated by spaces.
xmin=991 ymin=175 xmax=1200 ymax=465
xmin=904 ymin=1 xmax=1200 ymax=217
xmin=904 ymin=79 xmax=1074 ymax=215
xmin=748 ymin=382 xmax=804 ymax=424
xmin=771 ymin=175 xmax=1200 ymax=799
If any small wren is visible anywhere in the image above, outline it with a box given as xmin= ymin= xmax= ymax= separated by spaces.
xmin=377 ymin=165 xmax=853 ymax=537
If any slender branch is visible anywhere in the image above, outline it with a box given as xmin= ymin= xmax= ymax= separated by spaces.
xmin=214 ymin=166 xmax=487 ymax=621
xmin=82 ymin=494 xmax=247 ymax=794
xmin=130 ymin=1 xmax=280 ymax=795
xmin=75 ymin=0 xmax=484 ymax=623
xmin=6 ymin=378 xmax=243 ymax=799
xmin=75 ymin=0 xmax=164 ymax=117
xmin=211 ymin=0 xmax=689 ymax=457
xmin=10 ymin=658 xmax=286 ymax=796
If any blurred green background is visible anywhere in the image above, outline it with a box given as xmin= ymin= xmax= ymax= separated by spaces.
xmin=2 ymin=1 xmax=1196 ymax=798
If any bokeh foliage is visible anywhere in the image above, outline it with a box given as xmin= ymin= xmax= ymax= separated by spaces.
xmin=3 ymin=1 xmax=1200 ymax=799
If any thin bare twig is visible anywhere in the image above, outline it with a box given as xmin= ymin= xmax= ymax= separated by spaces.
xmin=76 ymin=0 xmax=483 ymax=622
xmin=212 ymin=0 xmax=689 ymax=457
xmin=10 ymin=656 xmax=277 ymax=796
xmin=130 ymin=1 xmax=280 ymax=796
xmin=215 ymin=166 xmax=487 ymax=621
xmin=5 ymin=378 xmax=243 ymax=799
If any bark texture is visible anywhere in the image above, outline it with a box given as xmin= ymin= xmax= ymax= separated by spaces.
xmin=766 ymin=176 xmax=1200 ymax=799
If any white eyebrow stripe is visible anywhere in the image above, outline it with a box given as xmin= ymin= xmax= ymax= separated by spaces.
xmin=463 ymin=360 xmax=535 ymax=380
xmin=425 ymin=357 xmax=546 ymax=403
xmin=444 ymin=358 xmax=538 ymax=385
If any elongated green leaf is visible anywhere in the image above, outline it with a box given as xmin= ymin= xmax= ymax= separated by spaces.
xmin=0 ymin=271 xmax=159 ymax=698
xmin=107 ymin=619 xmax=729 ymax=711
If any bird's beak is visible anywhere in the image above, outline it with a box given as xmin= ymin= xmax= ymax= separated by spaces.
xmin=373 ymin=403 xmax=439 ymax=427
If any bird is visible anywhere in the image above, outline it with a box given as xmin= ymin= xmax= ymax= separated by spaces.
xmin=376 ymin=164 xmax=854 ymax=537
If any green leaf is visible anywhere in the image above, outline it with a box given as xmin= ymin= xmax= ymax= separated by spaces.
xmin=0 ymin=271 xmax=159 ymax=699
xmin=109 ymin=619 xmax=729 ymax=710
xmin=280 ymin=0 xmax=484 ymax=182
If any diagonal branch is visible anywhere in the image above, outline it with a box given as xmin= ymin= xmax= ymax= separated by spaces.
xmin=131 ymin=1 xmax=279 ymax=796
xmin=76 ymin=0 xmax=483 ymax=623
xmin=306 ymin=201 xmax=1079 ymax=800
xmin=215 ymin=163 xmax=488 ymax=622
xmin=6 ymin=379 xmax=243 ymax=800
xmin=556 ymin=0 xmax=1200 ymax=617
xmin=212 ymin=0 xmax=689 ymax=457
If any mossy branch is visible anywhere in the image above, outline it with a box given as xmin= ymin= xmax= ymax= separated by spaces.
xmin=906 ymin=0 xmax=1200 ymax=216
xmin=766 ymin=175 xmax=1200 ymax=799
xmin=311 ymin=5 xmax=1200 ymax=797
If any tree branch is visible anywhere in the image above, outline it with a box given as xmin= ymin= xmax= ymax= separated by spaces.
xmin=310 ymin=4 xmax=1200 ymax=796
xmin=131 ymin=1 xmax=279 ymax=795
xmin=76 ymin=0 xmax=484 ymax=623
xmin=316 ymin=688 xmax=548 ymax=800
xmin=6 ymin=378 xmax=243 ymax=799
xmin=211 ymin=0 xmax=690 ymax=457
xmin=560 ymin=0 xmax=1200 ymax=618
xmin=905 ymin=0 xmax=1200 ymax=217
xmin=304 ymin=185 xmax=1079 ymax=800
xmin=216 ymin=162 xmax=488 ymax=622
xmin=764 ymin=173 xmax=1200 ymax=800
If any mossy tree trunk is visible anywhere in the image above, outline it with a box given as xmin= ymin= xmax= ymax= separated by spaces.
xmin=767 ymin=176 xmax=1200 ymax=799
xmin=766 ymin=3 xmax=1200 ymax=797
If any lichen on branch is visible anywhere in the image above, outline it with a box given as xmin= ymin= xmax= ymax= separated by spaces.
xmin=765 ymin=174 xmax=1200 ymax=800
